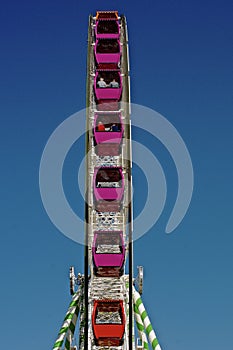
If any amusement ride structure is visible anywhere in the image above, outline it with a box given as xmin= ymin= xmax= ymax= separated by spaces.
xmin=52 ymin=11 xmax=162 ymax=350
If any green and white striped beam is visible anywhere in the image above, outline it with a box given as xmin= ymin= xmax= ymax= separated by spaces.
xmin=53 ymin=289 xmax=81 ymax=350
xmin=64 ymin=307 xmax=79 ymax=350
xmin=134 ymin=303 xmax=149 ymax=350
xmin=65 ymin=284 xmax=84 ymax=349
xmin=133 ymin=287 xmax=162 ymax=350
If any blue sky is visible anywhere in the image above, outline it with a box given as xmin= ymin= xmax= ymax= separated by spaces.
xmin=0 ymin=0 xmax=233 ymax=349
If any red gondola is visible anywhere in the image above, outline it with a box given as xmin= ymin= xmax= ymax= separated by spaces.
xmin=92 ymin=300 xmax=125 ymax=346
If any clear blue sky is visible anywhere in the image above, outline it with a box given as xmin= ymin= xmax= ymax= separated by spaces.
xmin=1 ymin=0 xmax=232 ymax=349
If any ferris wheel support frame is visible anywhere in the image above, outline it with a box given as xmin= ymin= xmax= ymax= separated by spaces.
xmin=52 ymin=11 xmax=164 ymax=350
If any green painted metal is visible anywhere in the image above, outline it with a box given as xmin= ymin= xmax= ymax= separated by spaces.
xmin=53 ymin=288 xmax=81 ymax=350
xmin=133 ymin=287 xmax=162 ymax=350
xmin=134 ymin=303 xmax=149 ymax=350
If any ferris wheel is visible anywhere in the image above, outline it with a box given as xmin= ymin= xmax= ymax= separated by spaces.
xmin=53 ymin=11 xmax=162 ymax=350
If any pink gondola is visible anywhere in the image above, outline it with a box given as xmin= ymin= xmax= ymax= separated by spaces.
xmin=93 ymin=167 xmax=124 ymax=212
xmin=92 ymin=231 xmax=125 ymax=277
xmin=95 ymin=39 xmax=121 ymax=65
xmin=94 ymin=70 xmax=122 ymax=101
xmin=94 ymin=112 xmax=123 ymax=156
xmin=95 ymin=11 xmax=120 ymax=39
